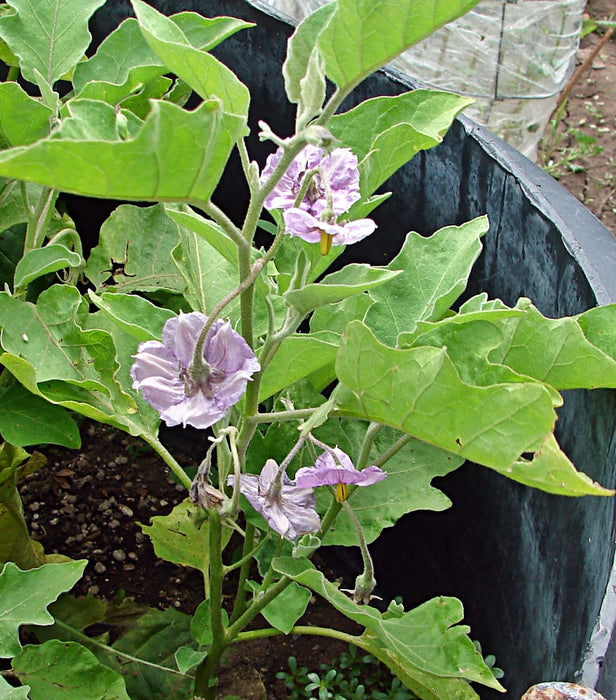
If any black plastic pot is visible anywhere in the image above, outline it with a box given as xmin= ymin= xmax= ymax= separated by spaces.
xmin=87 ymin=2 xmax=616 ymax=698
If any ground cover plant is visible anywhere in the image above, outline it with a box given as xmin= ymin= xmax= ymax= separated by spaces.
xmin=1 ymin=0 xmax=616 ymax=698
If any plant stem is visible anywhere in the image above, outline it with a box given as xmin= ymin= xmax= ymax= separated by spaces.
xmin=53 ymin=620 xmax=191 ymax=678
xmin=234 ymin=625 xmax=361 ymax=646
xmin=229 ymin=522 xmax=255 ymax=623
xmin=23 ymin=186 xmax=57 ymax=254
xmin=193 ymin=508 xmax=227 ymax=699
xmin=140 ymin=434 xmax=192 ymax=490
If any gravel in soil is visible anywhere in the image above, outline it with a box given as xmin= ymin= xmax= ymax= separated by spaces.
xmin=19 ymin=421 xmax=358 ymax=699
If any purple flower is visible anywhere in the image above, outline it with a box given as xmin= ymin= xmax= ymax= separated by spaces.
xmin=261 ymin=145 xmax=361 ymax=218
xmin=295 ymin=448 xmax=386 ymax=502
xmin=283 ymin=208 xmax=377 ymax=253
xmin=231 ymin=459 xmax=321 ymax=540
xmin=130 ymin=311 xmax=260 ymax=429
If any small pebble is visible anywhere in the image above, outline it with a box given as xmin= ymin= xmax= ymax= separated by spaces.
xmin=94 ymin=562 xmax=107 ymax=574
xmin=112 ymin=549 xmax=126 ymax=562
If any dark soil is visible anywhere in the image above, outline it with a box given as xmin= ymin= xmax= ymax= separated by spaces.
xmin=19 ymin=421 xmax=358 ymax=699
xmin=13 ymin=1 xmax=616 ymax=698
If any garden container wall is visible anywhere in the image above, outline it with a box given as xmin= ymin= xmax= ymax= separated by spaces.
xmin=87 ymin=2 xmax=616 ymax=698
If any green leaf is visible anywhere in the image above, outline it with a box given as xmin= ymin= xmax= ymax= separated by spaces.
xmin=246 ymin=579 xmax=311 ymax=634
xmin=97 ymin=608 xmax=194 ymax=700
xmin=335 ymin=321 xmax=556 ymax=468
xmin=489 ymin=299 xmax=616 ymax=390
xmin=12 ymin=640 xmax=130 ymax=699
xmin=283 ymin=4 xmax=336 ymax=105
xmin=0 ymin=99 xmax=245 ymax=204
xmin=310 ymin=294 xmax=374 ymax=336
xmin=131 ymin=0 xmax=250 ymax=117
xmin=0 ymin=181 xmax=46 ymax=233
xmin=85 ymin=204 xmax=183 ymax=294
xmin=284 ymin=263 xmax=401 ymax=318
xmin=0 ymin=560 xmax=86 ymax=658
xmin=321 ymin=430 xmax=463 ymax=545
xmin=364 ymin=216 xmax=489 ymax=345
xmin=13 ymin=245 xmax=83 ymax=290
xmin=0 ymin=83 xmax=52 ymax=148
xmin=189 ymin=599 xmax=229 ymax=646
xmin=0 ymin=444 xmax=46 ymax=569
xmin=493 ymin=434 xmax=614 ymax=496
xmin=0 ymin=0 xmax=106 ymax=86
xmin=272 ymin=557 xmax=503 ymax=694
xmin=88 ymin=292 xmax=174 ymax=343
xmin=283 ymin=4 xmax=337 ymax=128
xmin=140 ymin=499 xmax=231 ymax=575
xmin=175 ymin=646 xmax=206 ymax=675
xmin=259 ymin=334 xmax=338 ymax=401
xmin=172 ymin=226 xmax=237 ymax=314
xmin=82 ymin=309 xmax=160 ymax=437
xmin=330 ymin=90 xmax=474 ymax=196
xmin=72 ymin=18 xmax=163 ymax=93
xmin=0 ymin=675 xmax=30 ymax=699
xmin=318 ymin=0 xmax=481 ymax=92
xmin=0 ymin=381 xmax=80 ymax=447
xmin=0 ymin=286 xmax=127 ymax=392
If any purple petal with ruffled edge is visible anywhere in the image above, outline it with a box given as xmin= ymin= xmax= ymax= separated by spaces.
xmin=231 ymin=460 xmax=321 ymax=540
xmin=261 ymin=145 xmax=362 ymax=219
xmin=283 ymin=208 xmax=377 ymax=246
xmin=295 ymin=448 xmax=386 ymax=489
xmin=130 ymin=311 xmax=260 ymax=429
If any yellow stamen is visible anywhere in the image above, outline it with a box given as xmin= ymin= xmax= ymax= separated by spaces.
xmin=320 ymin=231 xmax=333 ymax=256
xmin=335 ymin=482 xmax=348 ymax=502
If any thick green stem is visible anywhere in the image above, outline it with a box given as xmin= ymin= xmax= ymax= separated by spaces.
xmin=193 ymin=508 xmax=227 ymax=700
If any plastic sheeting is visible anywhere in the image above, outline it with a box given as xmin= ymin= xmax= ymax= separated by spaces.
xmin=261 ymin=0 xmax=586 ymax=159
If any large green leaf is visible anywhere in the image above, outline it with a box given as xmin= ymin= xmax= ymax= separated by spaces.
xmin=318 ymin=0 xmax=481 ymax=92
xmin=0 ymin=560 xmax=86 ymax=658
xmin=140 ymin=499 xmax=229 ymax=575
xmin=72 ymin=18 xmax=161 ymax=93
xmin=131 ymin=0 xmax=250 ymax=117
xmin=0 ymin=83 xmax=52 ymax=148
xmin=364 ymin=217 xmax=489 ymax=345
xmin=259 ymin=333 xmax=338 ymax=401
xmin=489 ymin=299 xmax=616 ymax=390
xmin=85 ymin=204 xmax=183 ymax=293
xmin=98 ymin=608 xmax=194 ymax=700
xmin=284 ymin=264 xmax=400 ymax=318
xmin=88 ymin=292 xmax=174 ymax=344
xmin=335 ymin=321 xmax=556 ymax=468
xmin=12 ymin=640 xmax=130 ymax=700
xmin=0 ymin=99 xmax=245 ymax=204
xmin=0 ymin=381 xmax=80 ymax=448
xmin=273 ymin=557 xmax=502 ymax=696
xmin=330 ymin=90 xmax=474 ymax=197
xmin=172 ymin=227 xmax=237 ymax=314
xmin=321 ymin=430 xmax=463 ymax=545
xmin=0 ymin=0 xmax=105 ymax=87
xmin=246 ymin=579 xmax=311 ymax=634
xmin=494 ymin=434 xmax=614 ymax=496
